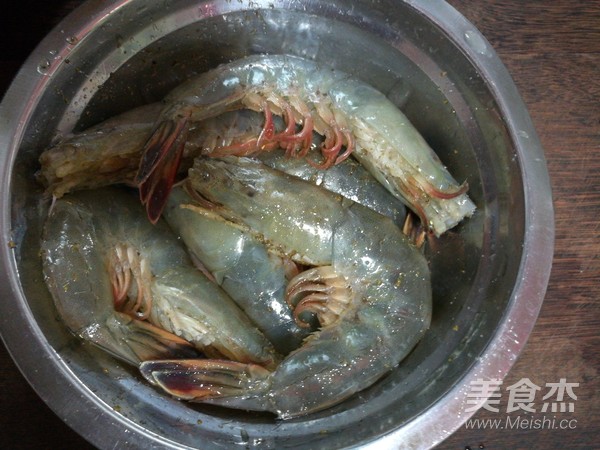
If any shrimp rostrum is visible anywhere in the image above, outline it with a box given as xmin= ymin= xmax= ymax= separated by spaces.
xmin=141 ymin=158 xmax=432 ymax=419
xmin=41 ymin=187 xmax=278 ymax=368
xmin=136 ymin=54 xmax=475 ymax=235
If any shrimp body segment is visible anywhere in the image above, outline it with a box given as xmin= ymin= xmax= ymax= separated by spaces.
xmin=137 ymin=55 xmax=474 ymax=235
xmin=257 ymin=146 xmax=407 ymax=228
xmin=141 ymin=158 xmax=432 ymax=418
xmin=41 ymin=187 xmax=278 ymax=368
xmin=164 ymin=186 xmax=312 ymax=355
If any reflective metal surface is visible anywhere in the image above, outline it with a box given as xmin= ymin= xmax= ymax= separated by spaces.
xmin=0 ymin=1 xmax=553 ymax=448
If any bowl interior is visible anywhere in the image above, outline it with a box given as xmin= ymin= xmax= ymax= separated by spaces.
xmin=10 ymin=1 xmax=524 ymax=448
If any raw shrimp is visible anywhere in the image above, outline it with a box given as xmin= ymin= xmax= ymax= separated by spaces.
xmin=164 ymin=186 xmax=312 ymax=355
xmin=41 ymin=187 xmax=278 ymax=368
xmin=135 ymin=54 xmax=475 ymax=235
xmin=140 ymin=158 xmax=431 ymax=418
xmin=38 ymin=103 xmax=162 ymax=198
xmin=40 ymin=107 xmax=407 ymax=227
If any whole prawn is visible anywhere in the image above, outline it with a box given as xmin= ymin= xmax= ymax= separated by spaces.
xmin=140 ymin=158 xmax=431 ymax=418
xmin=41 ymin=187 xmax=279 ymax=368
xmin=136 ymin=54 xmax=475 ymax=235
xmin=39 ymin=108 xmax=407 ymax=227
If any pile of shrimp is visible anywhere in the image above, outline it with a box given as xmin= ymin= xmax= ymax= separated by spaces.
xmin=39 ymin=54 xmax=475 ymax=419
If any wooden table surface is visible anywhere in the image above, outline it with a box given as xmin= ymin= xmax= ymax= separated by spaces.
xmin=1 ymin=1 xmax=598 ymax=449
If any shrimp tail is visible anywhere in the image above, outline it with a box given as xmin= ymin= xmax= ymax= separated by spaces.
xmin=103 ymin=313 xmax=200 ymax=364
xmin=140 ymin=359 xmax=273 ymax=410
xmin=137 ymin=116 xmax=189 ymax=223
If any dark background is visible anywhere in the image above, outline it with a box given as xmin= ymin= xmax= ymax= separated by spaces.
xmin=1 ymin=1 xmax=598 ymax=448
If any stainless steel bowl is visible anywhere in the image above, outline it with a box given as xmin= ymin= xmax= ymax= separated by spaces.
xmin=0 ymin=1 xmax=553 ymax=448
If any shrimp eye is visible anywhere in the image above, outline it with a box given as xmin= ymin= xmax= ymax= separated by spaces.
xmin=199 ymin=170 xmax=212 ymax=182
